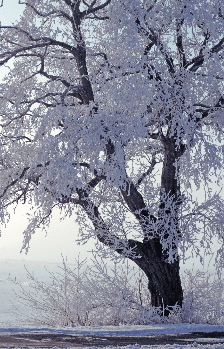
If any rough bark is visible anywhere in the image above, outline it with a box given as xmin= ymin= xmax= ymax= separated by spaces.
xmin=120 ymin=160 xmax=184 ymax=314
xmin=135 ymin=241 xmax=183 ymax=315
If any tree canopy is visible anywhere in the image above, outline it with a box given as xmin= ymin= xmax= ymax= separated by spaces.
xmin=1 ymin=0 xmax=224 ymax=311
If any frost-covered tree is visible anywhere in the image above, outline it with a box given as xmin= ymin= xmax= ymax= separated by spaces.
xmin=1 ymin=0 xmax=224 ymax=315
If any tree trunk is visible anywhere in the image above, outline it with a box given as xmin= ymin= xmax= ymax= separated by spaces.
xmin=120 ymin=136 xmax=184 ymax=315
xmin=132 ymin=238 xmax=183 ymax=315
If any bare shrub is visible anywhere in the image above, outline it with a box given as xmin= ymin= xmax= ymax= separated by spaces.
xmin=11 ymin=257 xmax=224 ymax=326
xmin=180 ymin=267 xmax=224 ymax=324
xmin=12 ymin=256 xmax=162 ymax=326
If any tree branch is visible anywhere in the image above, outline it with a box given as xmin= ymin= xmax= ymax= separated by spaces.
xmin=149 ymin=132 xmax=160 ymax=139
xmin=19 ymin=92 xmax=61 ymax=106
xmin=76 ymin=174 xmax=106 ymax=200
xmin=194 ymin=96 xmax=224 ymax=123
xmin=0 ymin=39 xmax=77 ymax=67
xmin=77 ymin=197 xmax=144 ymax=258
xmin=199 ymin=31 xmax=210 ymax=55
xmin=176 ymin=18 xmax=187 ymax=67
xmin=0 ymin=167 xmax=30 ymax=200
xmin=0 ymin=25 xmax=78 ymax=56
xmin=62 ymin=0 xmax=71 ymax=5
xmin=137 ymin=155 xmax=157 ymax=187
xmin=19 ymin=1 xmax=73 ymax=23
xmin=144 ymin=42 xmax=154 ymax=56
xmin=80 ymin=0 xmax=111 ymax=18
xmin=86 ymin=14 xmax=109 ymax=20
xmin=0 ymin=104 xmax=33 ymax=127
xmin=135 ymin=19 xmax=175 ymax=74
xmin=119 ymin=180 xmax=157 ymax=243
xmin=0 ymin=161 xmax=50 ymax=202
xmin=186 ymin=37 xmax=224 ymax=72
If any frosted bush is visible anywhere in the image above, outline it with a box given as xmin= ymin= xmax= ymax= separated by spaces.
xmin=11 ymin=257 xmax=224 ymax=326
xmin=180 ymin=268 xmax=224 ymax=325
xmin=11 ymin=256 xmax=155 ymax=326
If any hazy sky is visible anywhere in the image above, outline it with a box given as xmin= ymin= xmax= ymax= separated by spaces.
xmin=0 ymin=0 xmax=25 ymax=25
xmin=0 ymin=203 xmax=97 ymax=263
xmin=0 ymin=1 xmax=221 ymax=272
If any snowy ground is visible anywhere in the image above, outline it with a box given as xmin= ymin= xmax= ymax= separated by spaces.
xmin=1 ymin=323 xmax=224 ymax=336
xmin=0 ymin=323 xmax=224 ymax=349
xmin=1 ymin=345 xmax=224 ymax=349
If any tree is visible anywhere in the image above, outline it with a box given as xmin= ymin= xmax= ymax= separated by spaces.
xmin=1 ymin=0 xmax=224 ymax=315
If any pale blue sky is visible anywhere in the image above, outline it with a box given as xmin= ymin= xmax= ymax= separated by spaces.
xmin=0 ymin=0 xmax=25 ymax=25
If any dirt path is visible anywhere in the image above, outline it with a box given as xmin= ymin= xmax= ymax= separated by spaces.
xmin=0 ymin=331 xmax=224 ymax=347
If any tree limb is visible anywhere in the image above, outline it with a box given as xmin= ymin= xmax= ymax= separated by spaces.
xmin=19 ymin=1 xmax=73 ymax=23
xmin=137 ymin=155 xmax=157 ymax=187
xmin=194 ymin=96 xmax=224 ymax=123
xmin=0 ymin=39 xmax=77 ymax=66
xmin=76 ymin=197 xmax=144 ymax=258
xmin=135 ymin=19 xmax=175 ymax=74
xmin=80 ymin=0 xmax=111 ymax=18
xmin=186 ymin=37 xmax=224 ymax=72
xmin=62 ymin=0 xmax=72 ymax=6
xmin=0 ymin=167 xmax=30 ymax=200
xmin=176 ymin=18 xmax=187 ymax=67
